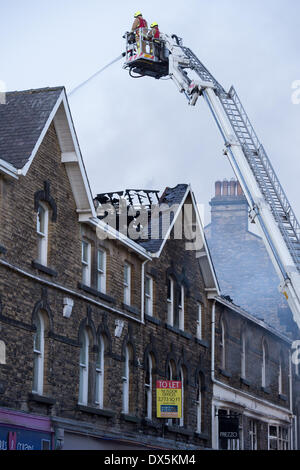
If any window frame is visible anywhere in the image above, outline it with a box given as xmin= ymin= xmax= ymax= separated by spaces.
xmin=95 ymin=334 xmax=105 ymax=409
xmin=79 ymin=329 xmax=89 ymax=406
xmin=97 ymin=248 xmax=107 ymax=294
xmin=123 ymin=263 xmax=131 ymax=306
xmin=36 ymin=202 xmax=49 ymax=266
xmin=178 ymin=285 xmax=185 ymax=331
xmin=33 ymin=312 xmax=45 ymax=396
xmin=145 ymin=275 xmax=153 ymax=317
xmin=167 ymin=277 xmax=174 ymax=326
xmin=196 ymin=303 xmax=202 ymax=340
xmin=81 ymin=240 xmax=91 ymax=287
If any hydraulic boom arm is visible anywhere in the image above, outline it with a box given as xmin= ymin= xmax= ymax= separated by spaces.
xmin=160 ymin=34 xmax=300 ymax=330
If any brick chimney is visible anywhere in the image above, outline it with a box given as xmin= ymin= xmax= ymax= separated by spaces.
xmin=209 ymin=178 xmax=248 ymax=233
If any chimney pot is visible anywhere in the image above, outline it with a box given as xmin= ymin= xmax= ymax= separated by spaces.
xmin=215 ymin=181 xmax=221 ymax=196
xmin=223 ymin=179 xmax=228 ymax=196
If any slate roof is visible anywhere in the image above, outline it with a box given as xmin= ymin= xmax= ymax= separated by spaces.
xmin=0 ymin=87 xmax=64 ymax=169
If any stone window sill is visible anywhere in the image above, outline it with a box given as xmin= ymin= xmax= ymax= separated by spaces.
xmin=219 ymin=368 xmax=232 ymax=378
xmin=28 ymin=393 xmax=56 ymax=406
xmin=32 ymin=260 xmax=57 ymax=277
xmin=261 ymin=386 xmax=271 ymax=394
xmin=165 ymin=424 xmax=193 ymax=437
xmin=120 ymin=413 xmax=141 ymax=424
xmin=142 ymin=418 xmax=161 ymax=429
xmin=145 ymin=314 xmax=161 ymax=325
xmin=279 ymin=393 xmax=288 ymax=402
xmin=122 ymin=303 xmax=140 ymax=316
xmin=195 ymin=338 xmax=209 ymax=348
xmin=0 ymin=245 xmax=6 ymax=254
xmin=165 ymin=323 xmax=192 ymax=340
xmin=194 ymin=431 xmax=209 ymax=440
xmin=77 ymin=404 xmax=115 ymax=418
xmin=240 ymin=376 xmax=251 ymax=386
xmin=77 ymin=283 xmax=115 ymax=304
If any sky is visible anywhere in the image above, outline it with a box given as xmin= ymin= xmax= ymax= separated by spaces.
xmin=1 ymin=0 xmax=300 ymax=226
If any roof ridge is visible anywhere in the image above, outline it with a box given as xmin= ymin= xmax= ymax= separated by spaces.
xmin=7 ymin=86 xmax=65 ymax=95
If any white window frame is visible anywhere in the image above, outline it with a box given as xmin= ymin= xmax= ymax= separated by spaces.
xmin=262 ymin=341 xmax=266 ymax=388
xmin=33 ymin=312 xmax=45 ymax=396
xmin=79 ymin=329 xmax=89 ymax=405
xmin=167 ymin=277 xmax=174 ymax=326
xmin=124 ymin=263 xmax=131 ymax=306
xmin=278 ymin=358 xmax=283 ymax=395
xmin=81 ymin=240 xmax=91 ymax=287
xmin=220 ymin=320 xmax=226 ymax=370
xmin=97 ymin=249 xmax=106 ymax=294
xmin=178 ymin=285 xmax=185 ymax=331
xmin=145 ymin=354 xmax=153 ymax=420
xmin=268 ymin=424 xmax=289 ymax=450
xmin=179 ymin=367 xmax=185 ymax=427
xmin=122 ymin=346 xmax=131 ymax=414
xmin=241 ymin=333 xmax=246 ymax=379
xmin=145 ymin=276 xmax=153 ymax=317
xmin=249 ymin=419 xmax=258 ymax=450
xmin=197 ymin=303 xmax=202 ymax=340
xmin=196 ymin=375 xmax=202 ymax=434
xmin=95 ymin=335 xmax=105 ymax=409
xmin=37 ymin=202 xmax=49 ymax=266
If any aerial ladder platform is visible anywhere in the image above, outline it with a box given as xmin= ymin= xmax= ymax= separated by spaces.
xmin=123 ymin=31 xmax=300 ymax=332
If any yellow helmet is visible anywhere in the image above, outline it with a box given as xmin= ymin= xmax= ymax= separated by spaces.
xmin=134 ymin=11 xmax=142 ymax=17
xmin=150 ymin=22 xmax=158 ymax=27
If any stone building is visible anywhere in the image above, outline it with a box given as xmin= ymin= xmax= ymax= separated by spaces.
xmin=0 ymin=87 xmax=219 ymax=450
xmin=0 ymin=87 xmax=298 ymax=451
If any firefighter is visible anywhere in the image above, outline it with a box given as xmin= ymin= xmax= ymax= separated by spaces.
xmin=149 ymin=22 xmax=161 ymax=58
xmin=131 ymin=11 xmax=148 ymax=53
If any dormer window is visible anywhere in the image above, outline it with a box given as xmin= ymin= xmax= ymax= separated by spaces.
xmin=37 ymin=202 xmax=49 ymax=266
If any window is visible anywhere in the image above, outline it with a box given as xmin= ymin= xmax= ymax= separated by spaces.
xmin=220 ymin=320 xmax=226 ymax=370
xmin=179 ymin=367 xmax=186 ymax=427
xmin=197 ymin=303 xmax=202 ymax=340
xmin=0 ymin=340 xmax=6 ymax=365
xmin=145 ymin=276 xmax=153 ymax=316
xmin=262 ymin=341 xmax=267 ymax=388
xmin=124 ymin=263 xmax=131 ymax=306
xmin=268 ymin=425 xmax=289 ymax=450
xmin=278 ymin=356 xmax=283 ymax=396
xmin=196 ymin=375 xmax=202 ymax=434
xmin=81 ymin=240 xmax=91 ymax=287
xmin=249 ymin=420 xmax=257 ymax=450
xmin=37 ymin=203 xmax=49 ymax=266
xmin=33 ymin=312 xmax=45 ymax=395
xmin=167 ymin=277 xmax=174 ymax=326
xmin=95 ymin=335 xmax=105 ymax=409
xmin=79 ymin=329 xmax=89 ymax=405
xmin=178 ymin=285 xmax=185 ymax=331
xmin=241 ymin=333 xmax=246 ymax=379
xmin=122 ymin=345 xmax=133 ymax=414
xmin=145 ymin=354 xmax=154 ymax=420
xmin=167 ymin=360 xmax=176 ymax=426
xmin=97 ymin=249 xmax=106 ymax=293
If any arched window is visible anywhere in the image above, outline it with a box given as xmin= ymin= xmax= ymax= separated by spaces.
xmin=220 ymin=319 xmax=226 ymax=370
xmin=145 ymin=354 xmax=154 ymax=420
xmin=95 ymin=334 xmax=105 ymax=409
xmin=36 ymin=202 xmax=49 ymax=266
xmin=196 ymin=374 xmax=202 ymax=434
xmin=241 ymin=333 xmax=246 ymax=379
xmin=33 ymin=312 xmax=45 ymax=395
xmin=122 ymin=344 xmax=133 ymax=414
xmin=262 ymin=340 xmax=267 ymax=388
xmin=79 ymin=329 xmax=89 ymax=405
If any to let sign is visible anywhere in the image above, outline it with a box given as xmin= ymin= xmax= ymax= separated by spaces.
xmin=156 ymin=380 xmax=182 ymax=418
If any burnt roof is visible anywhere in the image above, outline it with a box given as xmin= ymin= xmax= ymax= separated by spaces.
xmin=0 ymin=87 xmax=64 ymax=169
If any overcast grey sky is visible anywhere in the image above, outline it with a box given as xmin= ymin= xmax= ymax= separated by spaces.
xmin=1 ymin=0 xmax=299 ymax=225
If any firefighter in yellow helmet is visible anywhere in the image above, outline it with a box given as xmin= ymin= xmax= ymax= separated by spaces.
xmin=149 ymin=22 xmax=161 ymax=57
xmin=131 ymin=11 xmax=148 ymax=53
